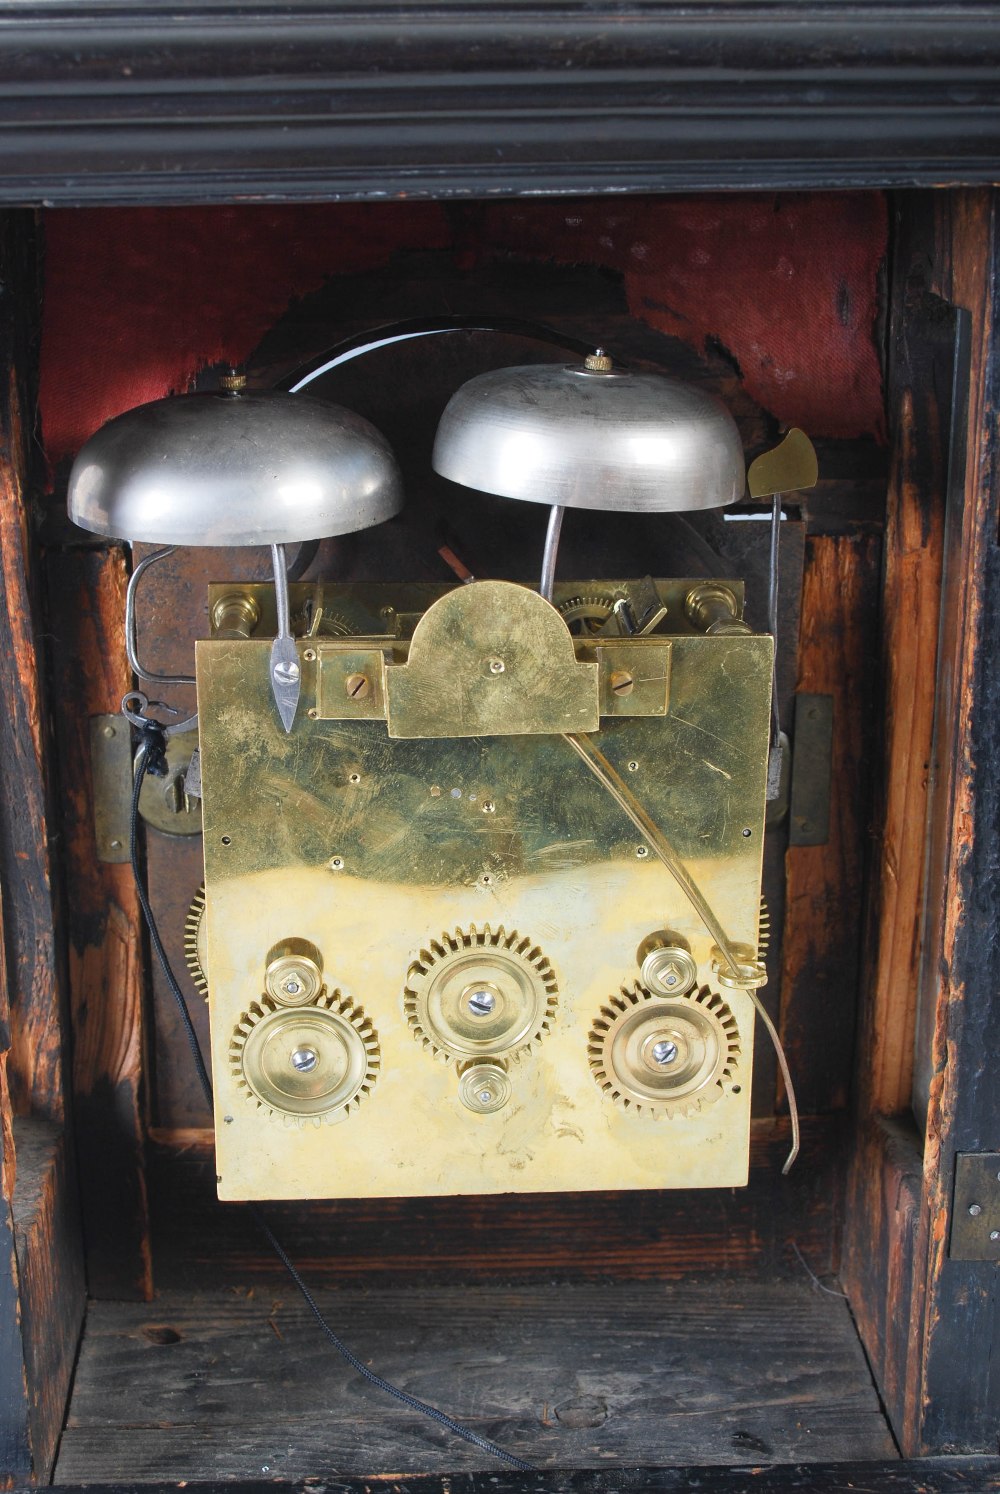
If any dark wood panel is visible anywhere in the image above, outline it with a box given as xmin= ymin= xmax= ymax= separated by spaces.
xmin=915 ymin=188 xmax=1000 ymax=1455
xmin=778 ymin=534 xmax=881 ymax=1115
xmin=0 ymin=209 xmax=64 ymax=1124
xmin=148 ymin=1117 xmax=840 ymax=1288
xmin=0 ymin=207 xmax=84 ymax=1486
xmin=10 ymin=1118 xmax=86 ymax=1483
xmin=845 ymin=188 xmax=1000 ymax=1456
xmin=46 ymin=546 xmax=152 ymax=1301
xmin=55 ymin=1279 xmax=895 ymax=1480
xmin=0 ymin=6 xmax=998 ymax=200
xmin=841 ymin=194 xmax=966 ymax=1449
xmin=0 ymin=907 xmax=31 ymax=1488
xmin=31 ymin=1461 xmax=1000 ymax=1494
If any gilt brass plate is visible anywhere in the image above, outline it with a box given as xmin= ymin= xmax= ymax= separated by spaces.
xmin=196 ymin=581 xmax=770 ymax=1202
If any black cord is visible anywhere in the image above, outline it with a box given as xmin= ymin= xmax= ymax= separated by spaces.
xmin=129 ymin=736 xmax=536 ymax=1474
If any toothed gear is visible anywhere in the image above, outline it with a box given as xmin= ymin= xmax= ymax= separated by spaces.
xmin=557 ymin=593 xmax=618 ymax=635
xmin=404 ymin=925 xmax=558 ymax=1063
xmin=230 ymin=989 xmax=379 ymax=1123
xmin=758 ymin=895 xmax=771 ymax=960
xmin=588 ymin=982 xmax=740 ymax=1118
xmin=316 ymin=611 xmax=355 ymax=637
xmin=184 ymin=884 xmax=209 ymax=1001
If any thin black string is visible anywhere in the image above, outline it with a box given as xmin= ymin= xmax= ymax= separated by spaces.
xmin=129 ymin=736 xmax=536 ymax=1474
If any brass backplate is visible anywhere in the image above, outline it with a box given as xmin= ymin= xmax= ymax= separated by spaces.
xmin=196 ymin=581 xmax=769 ymax=1202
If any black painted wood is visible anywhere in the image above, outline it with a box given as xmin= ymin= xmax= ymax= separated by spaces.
xmin=0 ymin=5 xmax=998 ymax=202
xmin=30 ymin=1464 xmax=1000 ymax=1494
xmin=54 ymin=1281 xmax=896 ymax=1481
xmin=918 ymin=193 xmax=1000 ymax=1453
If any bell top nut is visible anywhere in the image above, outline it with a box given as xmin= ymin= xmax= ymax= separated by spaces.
xmin=637 ymin=932 xmax=697 ymax=997
xmin=264 ymin=938 xmax=324 ymax=1006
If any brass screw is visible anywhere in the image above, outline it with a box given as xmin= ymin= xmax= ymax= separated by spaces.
xmin=345 ymin=672 xmax=370 ymax=700
xmin=610 ymin=670 xmax=634 ymax=697
xmin=303 ymin=648 xmax=317 ymax=662
xmin=482 ymin=801 xmax=496 ymax=814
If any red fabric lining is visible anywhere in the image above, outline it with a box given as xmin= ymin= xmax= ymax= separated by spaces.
xmin=40 ymin=193 xmax=885 ymax=476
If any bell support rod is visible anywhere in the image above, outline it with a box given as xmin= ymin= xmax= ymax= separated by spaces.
xmin=540 ymin=504 xmax=565 ymax=603
xmin=270 ymin=542 xmax=301 ymax=733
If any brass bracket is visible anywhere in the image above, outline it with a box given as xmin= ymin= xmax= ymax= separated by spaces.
xmin=950 ymin=1153 xmax=1000 ymax=1260
xmin=313 ymin=583 xmax=674 ymax=733
xmin=90 ymin=714 xmax=133 ymax=863
xmin=384 ymin=580 xmax=599 ymax=738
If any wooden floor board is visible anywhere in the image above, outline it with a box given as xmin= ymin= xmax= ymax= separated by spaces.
xmin=55 ymin=1282 xmax=896 ymax=1480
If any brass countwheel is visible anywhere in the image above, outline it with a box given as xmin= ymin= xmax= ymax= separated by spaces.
xmin=404 ymin=924 xmax=557 ymax=1063
xmin=588 ymin=983 xmax=740 ymax=1118
xmin=758 ymin=894 xmax=771 ymax=960
xmin=557 ymin=593 xmax=618 ymax=635
xmin=184 ymin=884 xmax=209 ymax=1001
xmin=230 ymin=990 xmax=379 ymax=1123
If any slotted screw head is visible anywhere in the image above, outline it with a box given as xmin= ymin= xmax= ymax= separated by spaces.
xmin=290 ymin=1047 xmax=318 ymax=1073
xmin=651 ymin=1040 xmax=679 ymax=1066
xmin=467 ymin=989 xmax=497 ymax=1017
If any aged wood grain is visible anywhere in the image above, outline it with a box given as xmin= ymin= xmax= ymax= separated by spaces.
xmin=10 ymin=1118 xmax=85 ymax=1482
xmin=778 ymin=533 xmax=881 ymax=1115
xmin=147 ymin=1116 xmax=840 ymax=1288
xmin=46 ymin=547 xmax=151 ymax=1300
xmin=26 ymin=1461 xmax=1000 ymax=1494
xmin=0 ymin=892 xmax=31 ymax=1490
xmin=913 ymin=189 xmax=1000 ymax=1454
xmin=0 ymin=208 xmax=84 ymax=1486
xmin=841 ymin=195 xmax=966 ymax=1450
xmin=54 ymin=1280 xmax=895 ymax=1480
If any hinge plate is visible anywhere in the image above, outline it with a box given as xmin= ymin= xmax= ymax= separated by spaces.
xmin=950 ymin=1152 xmax=1000 ymax=1260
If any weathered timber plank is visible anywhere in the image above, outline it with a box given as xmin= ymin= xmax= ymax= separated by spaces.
xmin=778 ymin=533 xmax=881 ymax=1114
xmin=55 ymin=1281 xmax=895 ymax=1479
xmin=841 ymin=194 xmax=967 ymax=1450
xmin=10 ymin=1118 xmax=85 ymax=1482
xmin=147 ymin=1116 xmax=840 ymax=1287
xmin=912 ymin=189 xmax=1000 ymax=1453
xmin=29 ymin=1460 xmax=1000 ymax=1494
xmin=0 ymin=208 xmax=84 ymax=1486
xmin=0 ymin=898 xmax=30 ymax=1488
xmin=46 ymin=547 xmax=151 ymax=1300
xmin=0 ymin=211 xmax=63 ymax=1123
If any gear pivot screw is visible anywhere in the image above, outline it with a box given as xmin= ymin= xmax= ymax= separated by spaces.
xmin=290 ymin=1047 xmax=318 ymax=1073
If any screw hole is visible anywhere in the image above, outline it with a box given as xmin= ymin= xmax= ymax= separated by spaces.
xmin=742 ymin=828 xmax=752 ymax=838
xmin=636 ymin=845 xmax=649 ymax=858
xmin=221 ymin=835 xmax=231 ymax=846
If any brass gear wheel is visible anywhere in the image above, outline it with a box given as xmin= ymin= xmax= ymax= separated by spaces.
xmin=230 ymin=989 xmax=379 ymax=1123
xmin=404 ymin=924 xmax=558 ymax=1063
xmin=588 ymin=983 xmax=740 ymax=1118
xmin=758 ymin=894 xmax=771 ymax=960
xmin=184 ymin=884 xmax=209 ymax=1001
xmin=557 ymin=593 xmax=618 ymax=635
